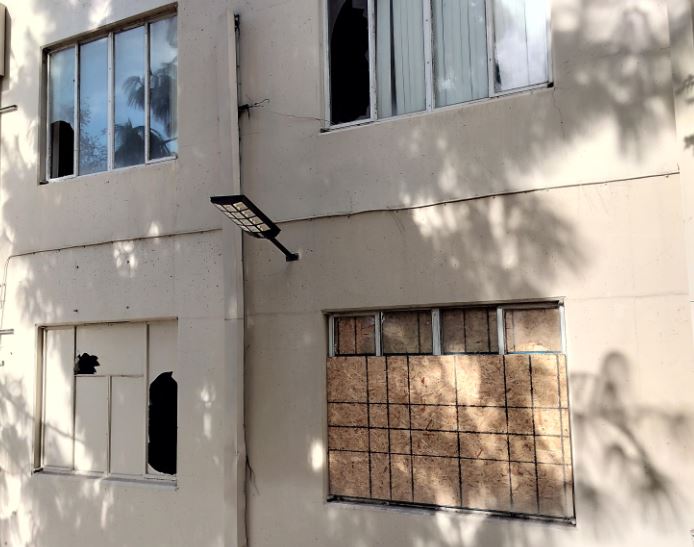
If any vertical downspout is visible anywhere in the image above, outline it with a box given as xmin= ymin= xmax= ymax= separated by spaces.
xmin=222 ymin=6 xmax=247 ymax=547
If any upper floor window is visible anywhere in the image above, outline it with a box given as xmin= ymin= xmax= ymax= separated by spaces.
xmin=326 ymin=0 xmax=551 ymax=127
xmin=46 ymin=13 xmax=178 ymax=180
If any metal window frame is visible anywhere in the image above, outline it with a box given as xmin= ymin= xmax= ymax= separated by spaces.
xmin=34 ymin=321 xmax=177 ymax=482
xmin=43 ymin=11 xmax=178 ymax=184
xmin=323 ymin=0 xmax=554 ymax=130
xmin=328 ymin=301 xmax=565 ymax=358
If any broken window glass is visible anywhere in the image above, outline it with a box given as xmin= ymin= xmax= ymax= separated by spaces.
xmin=74 ymin=352 xmax=100 ymax=374
xmin=48 ymin=47 xmax=75 ymax=178
xmin=328 ymin=0 xmax=370 ymax=124
xmin=493 ymin=0 xmax=549 ymax=92
xmin=148 ymin=371 xmax=177 ymax=475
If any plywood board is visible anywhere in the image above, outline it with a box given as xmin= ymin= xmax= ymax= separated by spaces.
xmin=413 ymin=456 xmax=461 ymax=506
xmin=530 ymin=354 xmax=560 ymax=408
xmin=386 ymin=356 xmax=409 ymax=403
xmin=356 ymin=316 xmax=376 ymax=354
xmin=329 ymin=451 xmax=369 ymax=498
xmin=327 ymin=357 xmax=367 ymax=402
xmin=370 ymin=453 xmax=390 ymax=499
xmin=390 ymin=454 xmax=413 ymax=501
xmin=367 ymin=357 xmax=387 ymax=402
xmin=369 ymin=404 xmax=388 ymax=427
xmin=409 ymin=356 xmax=456 ymax=404
xmin=510 ymin=462 xmax=538 ymax=514
xmin=505 ymin=308 xmax=561 ymax=352
xmin=328 ymin=427 xmax=368 ymax=452
xmin=504 ymin=354 xmax=532 ymax=406
xmin=459 ymin=433 xmax=508 ymax=460
xmin=410 ymin=405 xmax=457 ymax=431
xmin=461 ymin=460 xmax=511 ymax=511
xmin=458 ymin=407 xmax=507 ymax=433
xmin=389 ymin=404 xmax=410 ymax=428
xmin=411 ymin=431 xmax=458 ymax=457
xmin=328 ymin=403 xmax=368 ymax=427
xmin=456 ymin=355 xmax=505 ymax=406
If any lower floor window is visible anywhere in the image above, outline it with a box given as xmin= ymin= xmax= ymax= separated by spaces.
xmin=326 ymin=303 xmax=574 ymax=520
xmin=37 ymin=320 xmax=177 ymax=480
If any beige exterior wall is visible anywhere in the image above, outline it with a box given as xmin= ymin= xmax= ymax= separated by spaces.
xmin=239 ymin=0 xmax=694 ymax=545
xmin=0 ymin=0 xmax=244 ymax=546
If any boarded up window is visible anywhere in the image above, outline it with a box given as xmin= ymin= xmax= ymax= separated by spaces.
xmin=382 ymin=311 xmax=432 ymax=354
xmin=334 ymin=315 xmax=376 ymax=355
xmin=327 ymin=304 xmax=574 ymax=520
xmin=39 ymin=320 xmax=178 ymax=480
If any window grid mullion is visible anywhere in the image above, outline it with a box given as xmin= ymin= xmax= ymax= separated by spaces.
xmin=144 ymin=324 xmax=150 ymax=475
xmin=485 ymin=0 xmax=497 ymax=98
xmin=45 ymin=54 xmax=52 ymax=180
xmin=144 ymin=23 xmax=151 ymax=162
xmin=107 ymin=32 xmax=114 ymax=171
xmin=423 ymin=0 xmax=434 ymax=111
xmin=73 ymin=45 xmax=79 ymax=176
xmin=107 ymin=375 xmax=113 ymax=475
xmin=367 ymin=0 xmax=377 ymax=121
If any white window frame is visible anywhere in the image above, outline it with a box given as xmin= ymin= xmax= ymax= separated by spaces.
xmin=328 ymin=301 xmax=565 ymax=357
xmin=33 ymin=320 xmax=177 ymax=484
xmin=323 ymin=0 xmax=553 ymax=130
xmin=43 ymin=11 xmax=178 ymax=183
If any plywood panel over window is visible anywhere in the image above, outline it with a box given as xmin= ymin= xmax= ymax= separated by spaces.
xmin=327 ymin=304 xmax=574 ymax=520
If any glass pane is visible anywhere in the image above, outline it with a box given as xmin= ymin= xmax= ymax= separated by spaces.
xmin=48 ymin=47 xmax=75 ymax=178
xmin=504 ymin=307 xmax=561 ymax=352
xmin=114 ymin=26 xmax=145 ymax=168
xmin=149 ymin=16 xmax=178 ymax=160
xmin=493 ymin=0 xmax=549 ymax=92
xmin=79 ymin=38 xmax=108 ymax=175
xmin=433 ymin=0 xmax=488 ymax=107
xmin=328 ymin=0 xmax=370 ymax=124
xmin=376 ymin=0 xmax=426 ymax=118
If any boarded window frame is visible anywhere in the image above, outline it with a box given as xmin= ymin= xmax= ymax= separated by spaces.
xmin=322 ymin=0 xmax=554 ymax=129
xmin=34 ymin=319 xmax=178 ymax=484
xmin=326 ymin=301 xmax=575 ymax=522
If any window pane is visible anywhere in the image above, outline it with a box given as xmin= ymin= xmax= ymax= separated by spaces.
xmin=504 ymin=307 xmax=561 ymax=352
xmin=74 ymin=376 xmax=109 ymax=473
xmin=48 ymin=47 xmax=75 ymax=178
xmin=149 ymin=16 xmax=178 ymax=160
xmin=42 ymin=327 xmax=75 ymax=468
xmin=376 ymin=0 xmax=426 ymax=118
xmin=493 ymin=0 xmax=549 ymax=92
xmin=432 ymin=0 xmax=488 ymax=107
xmin=114 ymin=26 xmax=145 ymax=168
xmin=111 ymin=377 xmax=146 ymax=475
xmin=329 ymin=0 xmax=370 ymax=124
xmin=76 ymin=323 xmax=146 ymax=376
xmin=79 ymin=38 xmax=108 ymax=175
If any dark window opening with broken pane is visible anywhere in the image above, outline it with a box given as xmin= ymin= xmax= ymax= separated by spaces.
xmin=328 ymin=0 xmax=370 ymax=124
xmin=326 ymin=303 xmax=574 ymax=521
xmin=38 ymin=320 xmax=178 ymax=481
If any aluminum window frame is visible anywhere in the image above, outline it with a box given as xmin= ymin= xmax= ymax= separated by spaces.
xmin=43 ymin=11 xmax=178 ymax=183
xmin=34 ymin=320 xmax=177 ymax=484
xmin=323 ymin=0 xmax=553 ymax=130
xmin=328 ymin=301 xmax=565 ymax=357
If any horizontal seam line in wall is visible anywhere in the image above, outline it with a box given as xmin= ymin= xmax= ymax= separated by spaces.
xmin=2 ymin=228 xmax=221 ymax=264
xmin=273 ymin=170 xmax=680 ymax=226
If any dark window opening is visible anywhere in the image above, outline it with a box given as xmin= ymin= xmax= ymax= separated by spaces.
xmin=50 ymin=121 xmax=74 ymax=178
xmin=74 ymin=352 xmax=100 ymax=375
xmin=148 ymin=371 xmax=177 ymax=475
xmin=329 ymin=0 xmax=370 ymax=124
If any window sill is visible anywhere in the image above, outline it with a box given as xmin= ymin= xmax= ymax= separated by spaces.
xmin=33 ymin=467 xmax=177 ymax=489
xmin=40 ymin=154 xmax=177 ymax=185
xmin=321 ymin=83 xmax=553 ymax=134
xmin=328 ymin=497 xmax=576 ymax=526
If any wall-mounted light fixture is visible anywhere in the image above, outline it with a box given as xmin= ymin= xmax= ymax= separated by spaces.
xmin=210 ymin=194 xmax=299 ymax=262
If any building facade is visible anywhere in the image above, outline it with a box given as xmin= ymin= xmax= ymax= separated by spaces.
xmin=2 ymin=0 xmax=694 ymax=546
